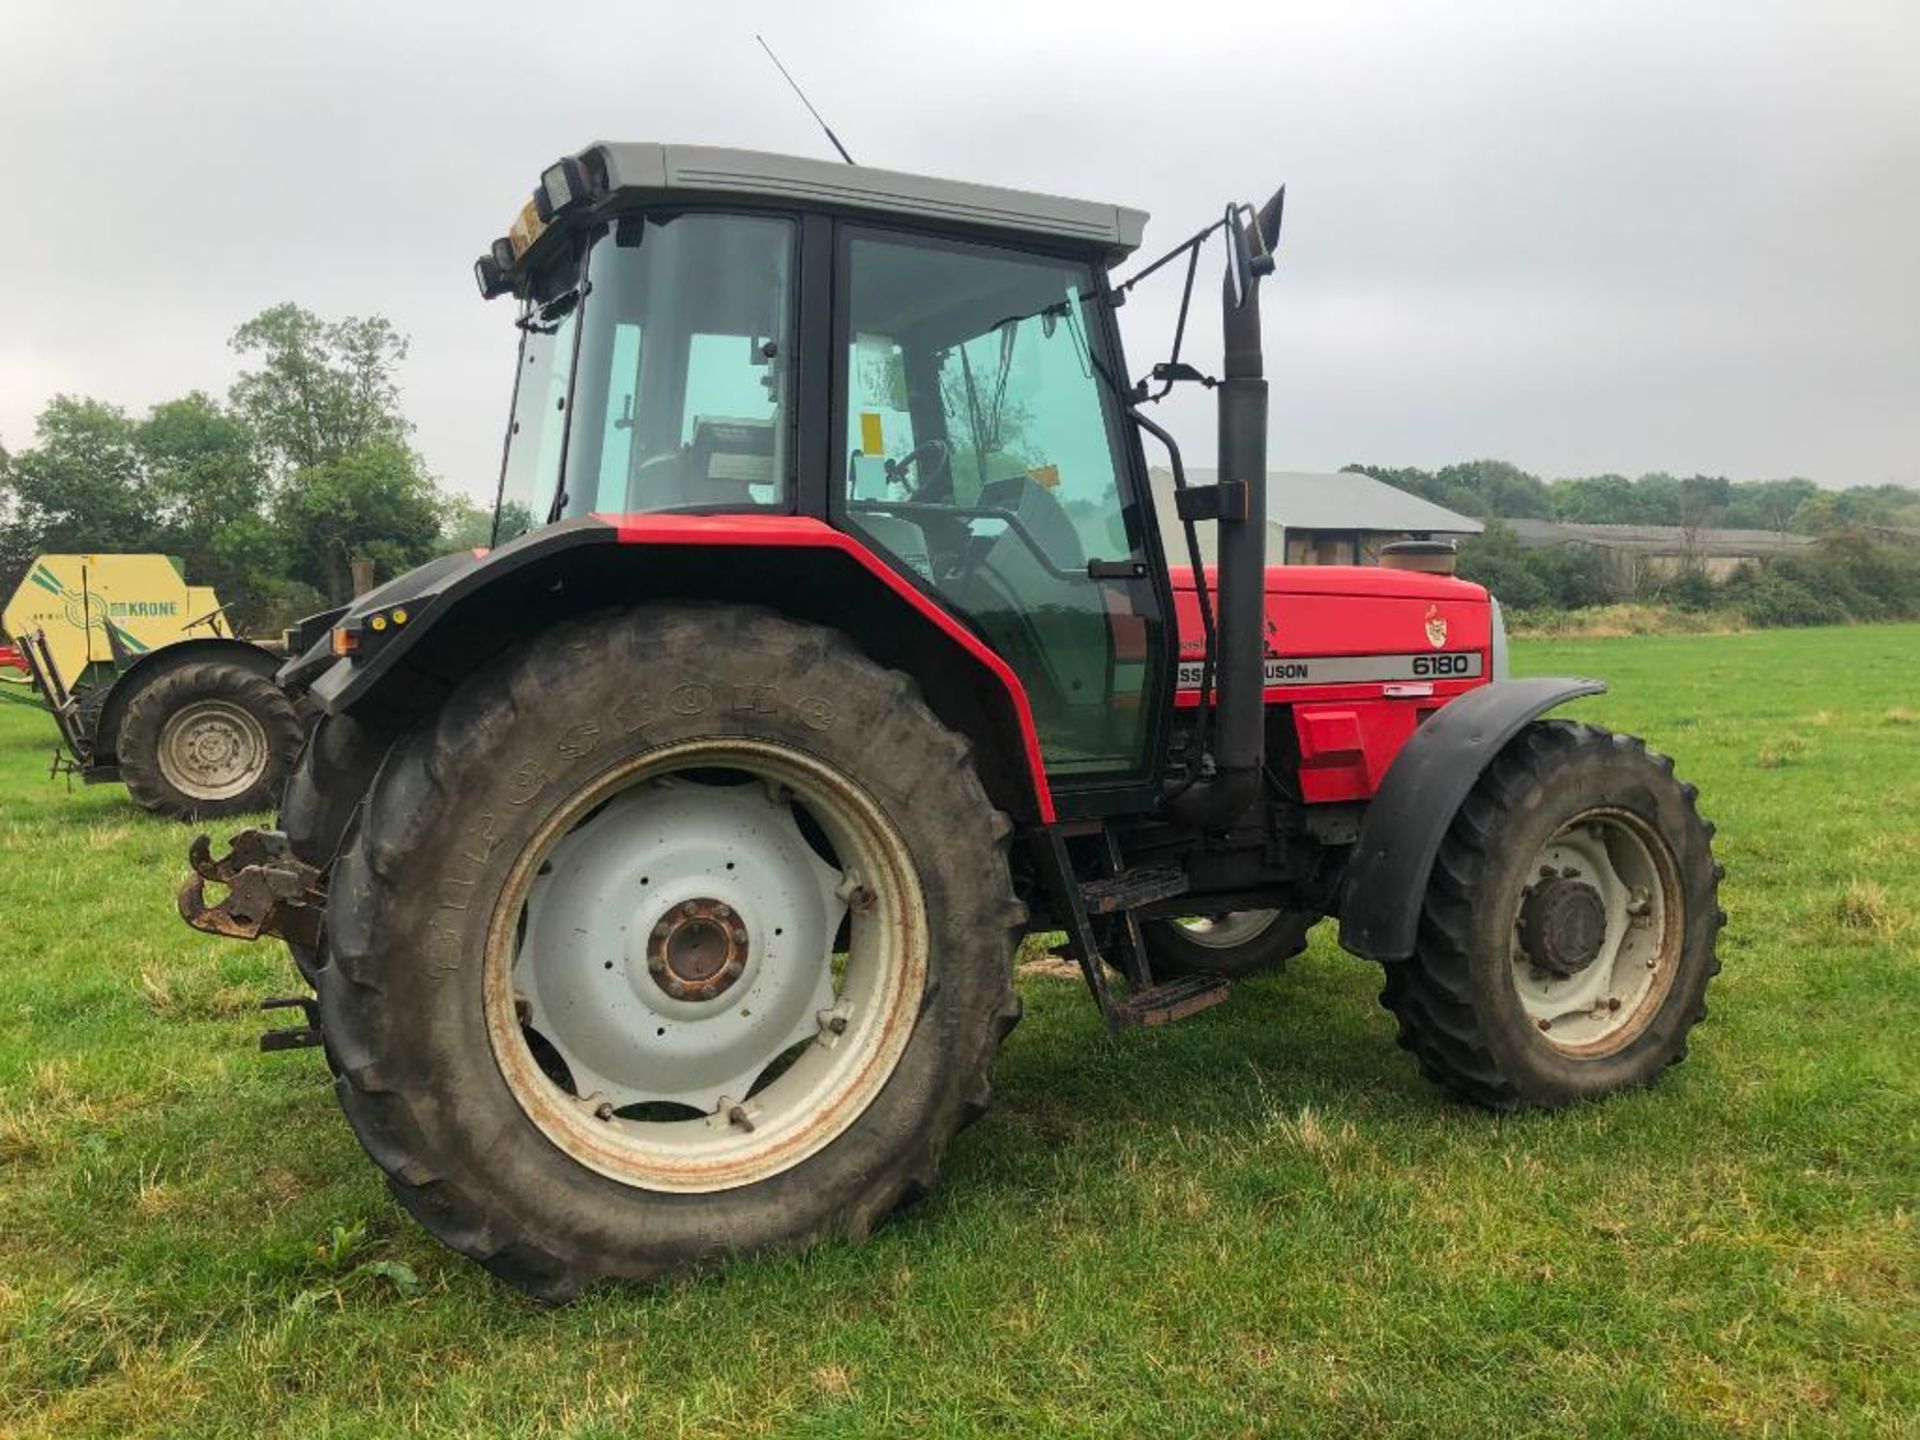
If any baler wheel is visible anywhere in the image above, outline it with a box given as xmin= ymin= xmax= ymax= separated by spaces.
xmin=118 ymin=658 xmax=302 ymax=821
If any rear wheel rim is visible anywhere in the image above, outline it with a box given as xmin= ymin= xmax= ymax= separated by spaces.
xmin=1168 ymin=911 xmax=1283 ymax=949
xmin=1508 ymin=807 xmax=1684 ymax=1057
xmin=484 ymin=739 xmax=927 ymax=1194
xmin=156 ymin=699 xmax=270 ymax=801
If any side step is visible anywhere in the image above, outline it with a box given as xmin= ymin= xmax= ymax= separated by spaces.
xmin=1079 ymin=862 xmax=1188 ymax=915
xmin=1034 ymin=828 xmax=1223 ymax=1033
xmin=1114 ymin=974 xmax=1230 ymax=1027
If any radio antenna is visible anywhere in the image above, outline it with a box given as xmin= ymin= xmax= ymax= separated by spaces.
xmin=756 ymin=35 xmax=856 ymax=165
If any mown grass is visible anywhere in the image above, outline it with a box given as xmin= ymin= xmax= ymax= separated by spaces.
xmin=2 ymin=626 xmax=1917 ymax=1437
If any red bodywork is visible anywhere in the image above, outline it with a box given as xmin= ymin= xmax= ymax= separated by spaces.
xmin=598 ymin=513 xmax=1492 ymax=816
xmin=1172 ymin=566 xmax=1494 ymax=804
xmin=599 ymin=513 xmax=1058 ymax=821
xmin=0 ymin=644 xmax=26 ymax=679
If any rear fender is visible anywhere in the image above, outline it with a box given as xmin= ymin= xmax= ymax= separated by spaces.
xmin=1337 ymin=676 xmax=1606 ymax=962
xmin=303 ymin=515 xmax=1056 ymax=823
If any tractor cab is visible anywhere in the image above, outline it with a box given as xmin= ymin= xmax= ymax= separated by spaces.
xmin=480 ymin=145 xmax=1172 ymax=787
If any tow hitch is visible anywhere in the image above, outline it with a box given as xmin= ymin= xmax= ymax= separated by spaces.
xmin=258 ymin=995 xmax=324 ymax=1052
xmin=179 ymin=829 xmax=325 ymax=950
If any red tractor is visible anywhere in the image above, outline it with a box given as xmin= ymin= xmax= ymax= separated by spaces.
xmin=183 ymin=144 xmax=1721 ymax=1299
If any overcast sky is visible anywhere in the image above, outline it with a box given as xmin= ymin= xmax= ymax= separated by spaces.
xmin=2 ymin=0 xmax=1914 ymax=504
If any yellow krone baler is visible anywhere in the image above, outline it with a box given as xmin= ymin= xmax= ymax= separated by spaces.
xmin=2 ymin=553 xmax=230 ymax=685
xmin=2 ymin=554 xmax=303 ymax=820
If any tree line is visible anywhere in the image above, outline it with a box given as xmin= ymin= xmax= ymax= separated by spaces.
xmin=0 ymin=304 xmax=494 ymax=632
xmin=1345 ymin=459 xmax=1920 ymax=624
xmin=1346 ymin=458 xmax=1920 ymax=535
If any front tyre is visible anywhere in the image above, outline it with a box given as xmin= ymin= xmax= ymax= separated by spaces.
xmin=1381 ymin=720 xmax=1723 ymax=1111
xmin=316 ymin=604 xmax=1023 ymax=1298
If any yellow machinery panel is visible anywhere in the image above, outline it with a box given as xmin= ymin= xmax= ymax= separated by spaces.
xmin=1 ymin=554 xmax=230 ymax=686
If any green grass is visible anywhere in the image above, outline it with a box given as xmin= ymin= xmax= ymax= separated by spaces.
xmin=3 ymin=626 xmax=1917 ymax=1437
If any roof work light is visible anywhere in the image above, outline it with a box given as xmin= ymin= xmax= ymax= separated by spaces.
xmin=533 ymin=157 xmax=590 ymax=223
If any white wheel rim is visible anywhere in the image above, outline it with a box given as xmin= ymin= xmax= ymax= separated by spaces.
xmin=1169 ymin=911 xmax=1282 ymax=949
xmin=484 ymin=740 xmax=927 ymax=1194
xmin=156 ymin=699 xmax=269 ymax=801
xmin=1508 ymin=807 xmax=1684 ymax=1056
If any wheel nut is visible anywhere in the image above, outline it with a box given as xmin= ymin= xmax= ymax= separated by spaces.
xmin=648 ymin=953 xmax=668 ymax=976
xmin=683 ymin=902 xmax=700 ymax=917
xmin=828 ymin=1014 xmax=849 ymax=1035
xmin=1607 ymin=996 xmax=1622 ymax=1012
xmin=715 ymin=903 xmax=732 ymax=919
xmin=594 ymin=1101 xmax=614 ymax=1121
xmin=1536 ymin=1017 xmax=1553 ymax=1032
xmin=732 ymin=926 xmax=748 ymax=944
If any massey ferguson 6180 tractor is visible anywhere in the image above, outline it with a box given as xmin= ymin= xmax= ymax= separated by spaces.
xmin=181 ymin=143 xmax=1722 ymax=1298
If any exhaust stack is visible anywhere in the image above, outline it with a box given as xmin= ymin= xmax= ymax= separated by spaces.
xmin=1164 ymin=192 xmax=1283 ymax=829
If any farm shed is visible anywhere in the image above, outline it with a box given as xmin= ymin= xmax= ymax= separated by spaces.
xmin=1503 ymin=518 xmax=1816 ymax=590
xmin=1151 ymin=468 xmax=1482 ymax=566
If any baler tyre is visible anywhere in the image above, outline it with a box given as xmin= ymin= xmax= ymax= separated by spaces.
xmin=117 ymin=659 xmax=303 ymax=821
xmin=280 ymin=714 xmax=398 ymax=986
xmin=314 ymin=603 xmax=1024 ymax=1300
xmin=1380 ymin=719 xmax=1723 ymax=1111
xmin=1140 ymin=909 xmax=1314 ymax=979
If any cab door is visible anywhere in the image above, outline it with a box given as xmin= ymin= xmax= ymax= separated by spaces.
xmin=832 ymin=225 xmax=1169 ymax=793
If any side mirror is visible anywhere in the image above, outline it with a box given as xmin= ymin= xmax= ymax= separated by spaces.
xmin=1256 ymin=185 xmax=1286 ymax=255
xmin=1225 ymin=186 xmax=1285 ymax=309
xmin=1225 ymin=205 xmax=1254 ymax=310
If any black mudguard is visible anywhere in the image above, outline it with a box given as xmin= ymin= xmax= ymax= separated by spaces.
xmin=1337 ymin=677 xmax=1606 ymax=962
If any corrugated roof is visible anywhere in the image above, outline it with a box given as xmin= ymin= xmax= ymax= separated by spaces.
xmin=1504 ymin=519 xmax=1815 ymax=556
xmin=1149 ymin=469 xmax=1483 ymax=562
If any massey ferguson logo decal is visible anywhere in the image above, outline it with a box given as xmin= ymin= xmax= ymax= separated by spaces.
xmin=1176 ymin=651 xmax=1483 ymax=689
xmin=1424 ymin=604 xmax=1448 ymax=649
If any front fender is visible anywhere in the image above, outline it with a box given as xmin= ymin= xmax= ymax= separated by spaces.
xmin=1337 ymin=676 xmax=1606 ymax=962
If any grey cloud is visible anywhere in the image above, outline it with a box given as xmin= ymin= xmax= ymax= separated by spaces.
xmin=1 ymin=0 xmax=1913 ymax=500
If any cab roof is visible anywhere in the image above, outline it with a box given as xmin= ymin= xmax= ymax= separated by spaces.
xmin=582 ymin=143 xmax=1149 ymax=264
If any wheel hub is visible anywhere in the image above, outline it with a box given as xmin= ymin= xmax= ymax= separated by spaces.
xmin=516 ymin=776 xmax=847 ymax=1114
xmin=648 ymin=899 xmax=749 ymax=1001
xmin=486 ymin=740 xmax=930 ymax=1195
xmin=1519 ymin=874 xmax=1608 ymax=977
xmin=157 ymin=699 xmax=269 ymax=800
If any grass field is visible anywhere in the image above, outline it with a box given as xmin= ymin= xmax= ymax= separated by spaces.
xmin=2 ymin=626 xmax=1917 ymax=1437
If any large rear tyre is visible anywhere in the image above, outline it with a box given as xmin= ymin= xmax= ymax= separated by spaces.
xmin=315 ymin=603 xmax=1023 ymax=1299
xmin=1380 ymin=720 xmax=1723 ymax=1111
xmin=117 ymin=658 xmax=302 ymax=821
xmin=280 ymin=713 xmax=397 ymax=987
xmin=1140 ymin=910 xmax=1313 ymax=979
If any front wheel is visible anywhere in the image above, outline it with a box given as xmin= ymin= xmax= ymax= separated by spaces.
xmin=315 ymin=604 xmax=1023 ymax=1298
xmin=1381 ymin=720 xmax=1723 ymax=1111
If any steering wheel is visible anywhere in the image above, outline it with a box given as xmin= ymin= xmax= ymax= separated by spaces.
xmin=884 ymin=439 xmax=952 ymax=501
